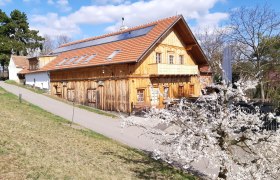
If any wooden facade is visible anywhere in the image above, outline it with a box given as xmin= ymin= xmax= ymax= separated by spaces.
xmin=50 ymin=25 xmax=212 ymax=113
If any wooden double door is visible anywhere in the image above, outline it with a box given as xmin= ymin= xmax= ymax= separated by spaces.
xmin=94 ymin=80 xmax=129 ymax=112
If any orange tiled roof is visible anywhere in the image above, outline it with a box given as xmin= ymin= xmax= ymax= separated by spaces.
xmin=199 ymin=65 xmax=212 ymax=74
xmin=11 ymin=56 xmax=28 ymax=69
xmin=41 ymin=15 xmax=181 ymax=72
xmin=18 ymin=68 xmax=30 ymax=74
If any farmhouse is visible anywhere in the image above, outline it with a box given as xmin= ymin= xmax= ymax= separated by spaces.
xmin=41 ymin=15 xmax=212 ymax=113
xmin=19 ymin=55 xmax=56 ymax=89
xmin=8 ymin=55 xmax=28 ymax=83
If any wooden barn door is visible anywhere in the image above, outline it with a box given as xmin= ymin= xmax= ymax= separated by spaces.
xmin=87 ymin=89 xmax=97 ymax=108
xmin=97 ymin=85 xmax=104 ymax=110
xmin=96 ymin=80 xmax=129 ymax=112
xmin=62 ymin=86 xmax=67 ymax=99
xmin=115 ymin=80 xmax=129 ymax=112
xmin=105 ymin=80 xmax=115 ymax=111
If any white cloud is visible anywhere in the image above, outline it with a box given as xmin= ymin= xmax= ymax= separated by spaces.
xmin=31 ymin=13 xmax=80 ymax=36
xmin=31 ymin=0 xmax=228 ymax=38
xmin=196 ymin=12 xmax=228 ymax=27
xmin=57 ymin=0 xmax=72 ymax=12
xmin=0 ymin=0 xmax=11 ymax=6
xmin=47 ymin=0 xmax=72 ymax=12
xmin=93 ymin=0 xmax=128 ymax=5
xmin=47 ymin=0 xmax=54 ymax=4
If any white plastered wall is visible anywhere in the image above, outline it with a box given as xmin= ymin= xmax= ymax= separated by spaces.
xmin=25 ymin=72 xmax=50 ymax=89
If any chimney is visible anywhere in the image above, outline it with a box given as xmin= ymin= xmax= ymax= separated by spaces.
xmin=120 ymin=17 xmax=128 ymax=31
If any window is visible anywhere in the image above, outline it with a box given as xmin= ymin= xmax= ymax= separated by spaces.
xmin=169 ymin=55 xmax=174 ymax=64
xmin=178 ymin=85 xmax=184 ymax=97
xmin=54 ymin=85 xmax=62 ymax=95
xmin=179 ymin=55 xmax=184 ymax=64
xmin=107 ymin=50 xmax=121 ymax=60
xmin=67 ymin=89 xmax=75 ymax=102
xmin=163 ymin=86 xmax=169 ymax=99
xmin=189 ymin=84 xmax=195 ymax=95
xmin=29 ymin=62 xmax=39 ymax=70
xmin=74 ymin=55 xmax=87 ymax=64
xmin=87 ymin=89 xmax=97 ymax=103
xmin=137 ymin=89 xmax=145 ymax=102
xmin=155 ymin=52 xmax=161 ymax=63
xmin=56 ymin=58 xmax=68 ymax=66
xmin=65 ymin=56 xmax=79 ymax=65
xmin=83 ymin=54 xmax=96 ymax=63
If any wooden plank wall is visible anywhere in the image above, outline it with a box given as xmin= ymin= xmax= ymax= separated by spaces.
xmin=129 ymin=76 xmax=200 ymax=108
xmin=51 ymin=79 xmax=129 ymax=112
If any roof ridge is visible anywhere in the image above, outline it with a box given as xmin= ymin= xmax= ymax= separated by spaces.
xmin=60 ymin=15 xmax=181 ymax=48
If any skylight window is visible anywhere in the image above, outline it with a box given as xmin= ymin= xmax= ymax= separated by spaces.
xmin=107 ymin=50 xmax=121 ymax=60
xmin=82 ymin=54 xmax=96 ymax=63
xmin=74 ymin=55 xmax=87 ymax=64
xmin=64 ymin=56 xmax=78 ymax=65
xmin=56 ymin=58 xmax=68 ymax=66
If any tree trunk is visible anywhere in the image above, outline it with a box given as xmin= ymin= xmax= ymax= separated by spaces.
xmin=260 ymin=81 xmax=265 ymax=102
xmin=218 ymin=167 xmax=228 ymax=179
xmin=1 ymin=63 xmax=5 ymax=79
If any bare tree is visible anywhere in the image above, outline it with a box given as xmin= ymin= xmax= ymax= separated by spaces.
xmin=228 ymin=4 xmax=280 ymax=101
xmin=41 ymin=34 xmax=55 ymax=55
xmin=40 ymin=34 xmax=72 ymax=55
xmin=195 ymin=27 xmax=227 ymax=80
xmin=56 ymin=35 xmax=72 ymax=47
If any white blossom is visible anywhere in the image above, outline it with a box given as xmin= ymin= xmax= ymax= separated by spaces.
xmin=122 ymin=78 xmax=280 ymax=179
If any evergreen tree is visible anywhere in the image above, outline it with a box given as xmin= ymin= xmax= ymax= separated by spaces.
xmin=0 ymin=9 xmax=44 ymax=72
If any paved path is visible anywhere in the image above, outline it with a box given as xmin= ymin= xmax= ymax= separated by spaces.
xmin=0 ymin=81 xmax=155 ymax=151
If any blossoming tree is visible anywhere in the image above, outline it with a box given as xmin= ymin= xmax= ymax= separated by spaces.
xmin=123 ymin=79 xmax=280 ymax=179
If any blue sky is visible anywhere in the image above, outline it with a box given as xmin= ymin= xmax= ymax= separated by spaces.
xmin=1 ymin=0 xmax=279 ymax=41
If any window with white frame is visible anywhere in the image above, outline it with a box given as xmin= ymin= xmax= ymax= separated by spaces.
xmin=179 ymin=55 xmax=184 ymax=64
xmin=155 ymin=52 xmax=161 ymax=63
xmin=169 ymin=54 xmax=174 ymax=64
xmin=163 ymin=86 xmax=169 ymax=99
xmin=137 ymin=89 xmax=145 ymax=102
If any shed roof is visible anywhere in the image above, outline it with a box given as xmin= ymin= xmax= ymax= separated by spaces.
xmin=11 ymin=56 xmax=28 ymax=69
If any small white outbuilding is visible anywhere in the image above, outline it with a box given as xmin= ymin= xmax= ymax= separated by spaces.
xmin=8 ymin=55 xmax=28 ymax=83
xmin=25 ymin=71 xmax=50 ymax=89
xmin=19 ymin=55 xmax=56 ymax=90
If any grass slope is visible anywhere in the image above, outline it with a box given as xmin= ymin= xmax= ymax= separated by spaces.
xmin=0 ymin=88 xmax=195 ymax=180
xmin=5 ymin=80 xmax=46 ymax=94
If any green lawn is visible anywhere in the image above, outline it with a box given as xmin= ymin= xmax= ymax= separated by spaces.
xmin=0 ymin=87 xmax=195 ymax=179
xmin=5 ymin=80 xmax=46 ymax=94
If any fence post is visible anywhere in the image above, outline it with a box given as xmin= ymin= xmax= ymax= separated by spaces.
xmin=19 ymin=93 xmax=22 ymax=103
xmin=71 ymin=98 xmax=75 ymax=126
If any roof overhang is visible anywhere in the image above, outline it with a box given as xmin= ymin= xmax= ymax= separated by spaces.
xmin=137 ymin=15 xmax=209 ymax=66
